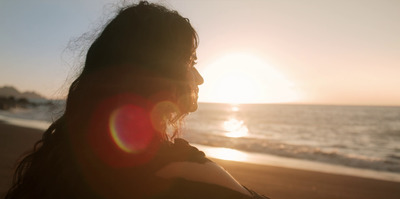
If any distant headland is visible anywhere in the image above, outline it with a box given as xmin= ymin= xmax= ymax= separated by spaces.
xmin=0 ymin=85 xmax=49 ymax=110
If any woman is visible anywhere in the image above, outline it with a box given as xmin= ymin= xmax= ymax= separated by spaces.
xmin=6 ymin=1 xmax=269 ymax=199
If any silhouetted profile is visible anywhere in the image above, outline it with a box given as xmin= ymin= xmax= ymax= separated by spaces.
xmin=5 ymin=1 xmax=269 ymax=198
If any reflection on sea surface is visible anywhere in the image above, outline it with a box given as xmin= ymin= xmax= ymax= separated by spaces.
xmin=223 ymin=118 xmax=249 ymax=138
xmin=202 ymin=147 xmax=248 ymax=162
xmin=231 ymin=106 xmax=239 ymax=112
xmin=183 ymin=103 xmax=400 ymax=174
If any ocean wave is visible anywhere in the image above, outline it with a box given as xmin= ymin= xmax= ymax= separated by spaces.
xmin=182 ymin=130 xmax=400 ymax=173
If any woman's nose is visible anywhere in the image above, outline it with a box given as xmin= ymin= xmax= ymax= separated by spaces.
xmin=193 ymin=68 xmax=204 ymax=85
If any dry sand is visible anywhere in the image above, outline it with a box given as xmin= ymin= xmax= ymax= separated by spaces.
xmin=1 ymin=121 xmax=399 ymax=199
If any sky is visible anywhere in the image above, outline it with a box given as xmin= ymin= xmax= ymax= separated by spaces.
xmin=1 ymin=0 xmax=399 ymax=106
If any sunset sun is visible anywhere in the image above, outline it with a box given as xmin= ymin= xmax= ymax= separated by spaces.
xmin=199 ymin=53 xmax=300 ymax=104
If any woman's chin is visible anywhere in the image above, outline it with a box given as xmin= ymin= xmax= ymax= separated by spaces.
xmin=188 ymin=102 xmax=198 ymax=112
xmin=178 ymin=92 xmax=199 ymax=113
xmin=187 ymin=92 xmax=199 ymax=112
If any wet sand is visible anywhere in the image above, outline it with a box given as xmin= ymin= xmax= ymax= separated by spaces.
xmin=212 ymin=158 xmax=400 ymax=199
xmin=1 ymin=121 xmax=399 ymax=199
xmin=0 ymin=121 xmax=42 ymax=197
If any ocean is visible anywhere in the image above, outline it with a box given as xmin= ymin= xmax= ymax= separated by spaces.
xmin=1 ymin=102 xmax=400 ymax=181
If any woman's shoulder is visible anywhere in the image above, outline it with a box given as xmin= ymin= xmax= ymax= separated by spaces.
xmin=158 ymin=138 xmax=209 ymax=164
xmin=155 ymin=160 xmax=251 ymax=196
xmin=142 ymin=138 xmax=270 ymax=198
xmin=152 ymin=138 xmax=270 ymax=198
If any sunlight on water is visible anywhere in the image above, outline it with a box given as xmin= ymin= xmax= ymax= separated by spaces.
xmin=193 ymin=144 xmax=400 ymax=183
xmin=202 ymin=147 xmax=248 ymax=162
xmin=231 ymin=106 xmax=239 ymax=112
xmin=223 ymin=118 xmax=249 ymax=138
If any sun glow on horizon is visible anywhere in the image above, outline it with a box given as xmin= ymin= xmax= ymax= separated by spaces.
xmin=199 ymin=53 xmax=301 ymax=104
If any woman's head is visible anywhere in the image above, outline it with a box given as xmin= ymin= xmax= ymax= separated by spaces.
xmin=84 ymin=1 xmax=197 ymax=76
xmin=66 ymin=1 xmax=203 ymax=140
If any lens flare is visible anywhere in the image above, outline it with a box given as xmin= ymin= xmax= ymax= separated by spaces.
xmin=109 ymin=105 xmax=153 ymax=153
xmin=87 ymin=93 xmax=160 ymax=168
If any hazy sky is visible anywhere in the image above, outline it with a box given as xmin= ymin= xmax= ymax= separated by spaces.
xmin=1 ymin=0 xmax=399 ymax=106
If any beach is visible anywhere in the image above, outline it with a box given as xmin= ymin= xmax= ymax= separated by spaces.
xmin=1 ymin=121 xmax=399 ymax=199
xmin=213 ymin=158 xmax=400 ymax=199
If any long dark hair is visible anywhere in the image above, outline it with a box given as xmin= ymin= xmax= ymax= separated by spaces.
xmin=6 ymin=1 xmax=198 ymax=198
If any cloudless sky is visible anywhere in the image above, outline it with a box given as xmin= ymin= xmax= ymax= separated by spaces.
xmin=1 ymin=0 xmax=399 ymax=106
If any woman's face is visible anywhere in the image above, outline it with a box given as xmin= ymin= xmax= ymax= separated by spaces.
xmin=186 ymin=54 xmax=204 ymax=112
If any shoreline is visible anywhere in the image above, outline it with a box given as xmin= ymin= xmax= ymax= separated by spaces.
xmin=0 ymin=114 xmax=51 ymax=131
xmin=195 ymin=144 xmax=400 ymax=183
xmin=1 ymin=120 xmax=400 ymax=198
